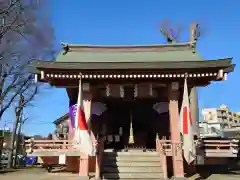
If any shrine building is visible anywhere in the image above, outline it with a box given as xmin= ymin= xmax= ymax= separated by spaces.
xmin=30 ymin=25 xmax=235 ymax=179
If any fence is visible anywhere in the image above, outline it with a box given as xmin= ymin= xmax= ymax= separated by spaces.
xmin=25 ymin=138 xmax=239 ymax=157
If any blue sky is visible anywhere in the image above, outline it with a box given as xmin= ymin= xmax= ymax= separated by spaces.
xmin=1 ymin=0 xmax=239 ymax=136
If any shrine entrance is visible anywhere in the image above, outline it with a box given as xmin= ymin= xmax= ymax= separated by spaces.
xmin=92 ymin=97 xmax=170 ymax=151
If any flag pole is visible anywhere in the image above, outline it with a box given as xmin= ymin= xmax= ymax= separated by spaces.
xmin=78 ymin=73 xmax=83 ymax=107
xmin=181 ymin=73 xmax=196 ymax=164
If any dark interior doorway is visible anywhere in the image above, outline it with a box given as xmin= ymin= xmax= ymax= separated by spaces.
xmin=101 ymin=99 xmax=161 ymax=150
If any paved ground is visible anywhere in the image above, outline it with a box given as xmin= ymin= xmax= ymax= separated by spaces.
xmin=190 ymin=173 xmax=240 ymax=180
xmin=0 ymin=168 xmax=82 ymax=180
xmin=1 ymin=167 xmax=240 ymax=179
xmin=189 ymin=165 xmax=240 ymax=180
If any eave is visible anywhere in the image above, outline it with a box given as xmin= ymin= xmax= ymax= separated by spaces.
xmin=32 ymin=58 xmax=234 ymax=71
xmin=30 ymin=58 xmax=235 ymax=87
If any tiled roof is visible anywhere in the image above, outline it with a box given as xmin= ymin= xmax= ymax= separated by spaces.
xmin=53 ymin=113 xmax=69 ymax=125
xmin=55 ymin=42 xmax=203 ymax=63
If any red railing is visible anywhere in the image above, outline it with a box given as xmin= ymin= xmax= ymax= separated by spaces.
xmin=201 ymin=139 xmax=239 ymax=155
xmin=155 ymin=139 xmax=239 ymax=157
xmin=25 ymin=139 xmax=77 ymax=153
xmin=25 ymin=138 xmax=239 ymax=156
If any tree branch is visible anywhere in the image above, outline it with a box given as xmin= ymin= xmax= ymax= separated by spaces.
xmin=0 ymin=0 xmax=55 ymax=119
xmin=21 ymin=84 xmax=37 ymax=107
xmin=0 ymin=74 xmax=32 ymax=117
xmin=0 ymin=0 xmax=20 ymax=15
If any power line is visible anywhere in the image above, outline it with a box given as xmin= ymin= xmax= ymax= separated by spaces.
xmin=25 ymin=122 xmax=53 ymax=125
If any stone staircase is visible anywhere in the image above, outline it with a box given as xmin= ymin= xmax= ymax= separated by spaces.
xmin=101 ymin=151 xmax=164 ymax=179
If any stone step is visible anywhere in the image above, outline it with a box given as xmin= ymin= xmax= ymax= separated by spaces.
xmin=102 ymin=166 xmax=163 ymax=173
xmin=102 ymin=172 xmax=163 ymax=179
xmin=103 ymin=161 xmax=161 ymax=167
xmin=104 ymin=156 xmax=160 ymax=162
xmin=104 ymin=152 xmax=160 ymax=157
xmin=103 ymin=179 xmax=165 ymax=180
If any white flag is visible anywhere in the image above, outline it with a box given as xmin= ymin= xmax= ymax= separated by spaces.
xmin=72 ymin=77 xmax=95 ymax=156
xmin=179 ymin=78 xmax=196 ymax=164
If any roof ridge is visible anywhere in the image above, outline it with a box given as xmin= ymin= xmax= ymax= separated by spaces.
xmin=61 ymin=42 xmax=191 ymax=48
xmin=60 ymin=42 xmax=193 ymax=55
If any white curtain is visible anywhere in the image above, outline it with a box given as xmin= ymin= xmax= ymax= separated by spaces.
xmin=153 ymin=102 xmax=169 ymax=114
xmin=91 ymin=102 xmax=107 ymax=116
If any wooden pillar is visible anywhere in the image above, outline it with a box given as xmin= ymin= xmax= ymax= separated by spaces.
xmin=79 ymin=152 xmax=89 ymax=177
xmin=168 ymin=82 xmax=184 ymax=178
xmin=79 ymin=92 xmax=93 ymax=178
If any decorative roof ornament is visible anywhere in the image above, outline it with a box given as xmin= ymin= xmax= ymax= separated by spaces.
xmin=61 ymin=42 xmax=69 ymax=55
xmin=190 ymin=23 xmax=201 ymax=53
xmin=160 ymin=29 xmax=176 ymax=44
xmin=159 ymin=20 xmax=182 ymax=44
xmin=159 ymin=21 xmax=201 ymax=53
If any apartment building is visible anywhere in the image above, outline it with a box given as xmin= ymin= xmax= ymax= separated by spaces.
xmin=202 ymin=104 xmax=240 ymax=128
xmin=200 ymin=104 xmax=240 ymax=137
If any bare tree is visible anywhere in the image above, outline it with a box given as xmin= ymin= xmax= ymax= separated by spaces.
xmin=0 ymin=0 xmax=55 ymax=120
xmin=0 ymin=0 xmax=55 ymax=168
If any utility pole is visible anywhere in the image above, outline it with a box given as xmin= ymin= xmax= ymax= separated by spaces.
xmin=7 ymin=94 xmax=24 ymax=168
xmin=2 ymin=119 xmax=7 ymax=137
xmin=14 ymin=110 xmax=24 ymax=167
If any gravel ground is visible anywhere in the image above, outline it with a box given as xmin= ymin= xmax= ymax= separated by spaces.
xmin=1 ymin=167 xmax=240 ymax=180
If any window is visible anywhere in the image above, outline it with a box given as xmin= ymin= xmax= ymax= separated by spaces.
xmin=199 ymin=127 xmax=204 ymax=133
